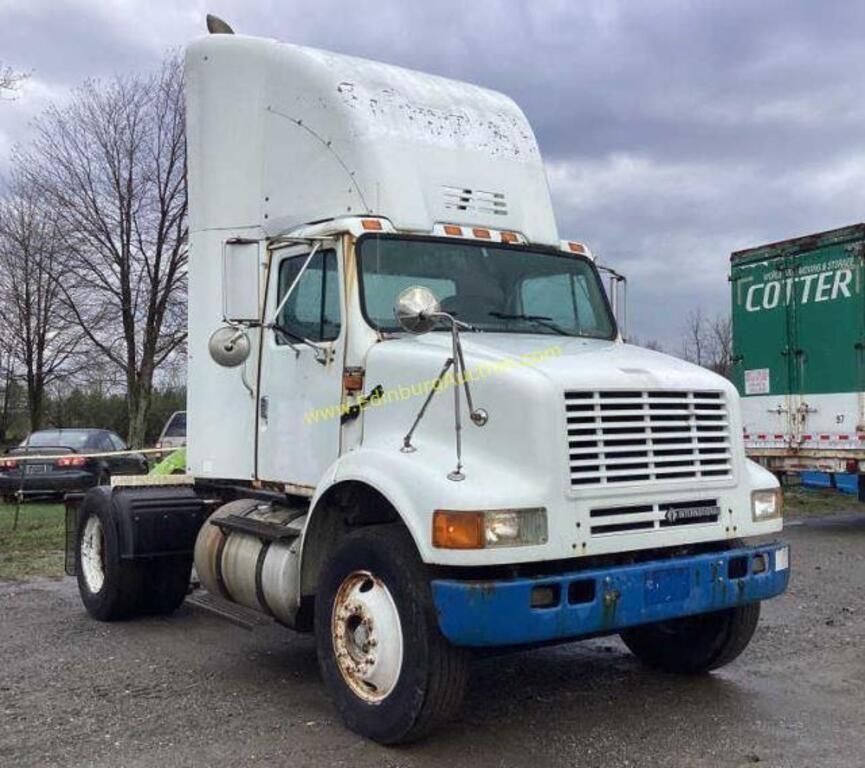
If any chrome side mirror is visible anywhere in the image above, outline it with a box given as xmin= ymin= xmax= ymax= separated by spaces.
xmin=222 ymin=239 xmax=261 ymax=323
xmin=394 ymin=286 xmax=441 ymax=334
xmin=208 ymin=326 xmax=251 ymax=367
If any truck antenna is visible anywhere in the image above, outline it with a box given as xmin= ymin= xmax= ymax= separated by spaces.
xmin=206 ymin=14 xmax=235 ymax=34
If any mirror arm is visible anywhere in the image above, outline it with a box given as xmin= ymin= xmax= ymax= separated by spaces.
xmin=399 ymin=309 xmax=488 ymax=481
xmin=268 ymin=322 xmax=333 ymax=364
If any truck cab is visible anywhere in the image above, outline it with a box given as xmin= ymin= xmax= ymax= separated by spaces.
xmin=71 ymin=27 xmax=789 ymax=744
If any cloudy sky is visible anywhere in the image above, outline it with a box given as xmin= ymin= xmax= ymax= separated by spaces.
xmin=1 ymin=0 xmax=863 ymax=348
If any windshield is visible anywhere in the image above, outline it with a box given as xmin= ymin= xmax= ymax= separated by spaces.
xmin=356 ymin=235 xmax=616 ymax=338
xmin=163 ymin=412 xmax=187 ymax=437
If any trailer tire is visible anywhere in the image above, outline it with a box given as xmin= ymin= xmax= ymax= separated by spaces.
xmin=314 ymin=524 xmax=470 ymax=744
xmin=620 ymin=601 xmax=761 ymax=674
xmin=76 ymin=489 xmax=145 ymax=621
xmin=143 ymin=555 xmax=192 ymax=615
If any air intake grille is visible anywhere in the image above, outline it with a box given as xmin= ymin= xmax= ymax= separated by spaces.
xmin=589 ymin=499 xmax=721 ymax=536
xmin=566 ymin=390 xmax=731 ymax=487
xmin=442 ymin=186 xmax=508 ymax=216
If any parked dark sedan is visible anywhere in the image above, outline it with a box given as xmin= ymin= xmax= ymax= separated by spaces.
xmin=0 ymin=429 xmax=149 ymax=500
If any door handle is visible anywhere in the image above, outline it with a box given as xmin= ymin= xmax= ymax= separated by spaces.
xmin=259 ymin=395 xmax=270 ymax=424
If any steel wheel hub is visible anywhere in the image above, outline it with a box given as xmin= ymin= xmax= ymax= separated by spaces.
xmin=80 ymin=515 xmax=106 ymax=594
xmin=331 ymin=570 xmax=403 ymax=702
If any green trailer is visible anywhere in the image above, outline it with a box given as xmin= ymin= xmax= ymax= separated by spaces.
xmin=731 ymin=223 xmax=865 ymax=489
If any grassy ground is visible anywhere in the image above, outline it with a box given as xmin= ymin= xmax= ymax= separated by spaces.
xmin=0 ymin=502 xmax=66 ymax=581
xmin=782 ymin=482 xmax=865 ymax=518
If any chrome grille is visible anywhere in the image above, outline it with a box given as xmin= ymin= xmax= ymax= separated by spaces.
xmin=565 ymin=390 xmax=731 ymax=487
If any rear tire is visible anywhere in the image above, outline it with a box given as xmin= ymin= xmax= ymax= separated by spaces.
xmin=315 ymin=525 xmax=470 ymax=744
xmin=76 ymin=489 xmax=144 ymax=621
xmin=620 ymin=602 xmax=761 ymax=674
xmin=143 ymin=555 xmax=192 ymax=615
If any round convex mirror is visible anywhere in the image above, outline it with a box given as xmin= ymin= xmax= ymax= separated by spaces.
xmin=208 ymin=326 xmax=251 ymax=367
xmin=394 ymin=286 xmax=441 ymax=334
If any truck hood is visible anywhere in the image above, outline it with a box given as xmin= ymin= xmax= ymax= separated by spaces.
xmin=372 ymin=333 xmax=732 ymax=393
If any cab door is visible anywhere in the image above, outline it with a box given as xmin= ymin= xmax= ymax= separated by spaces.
xmin=255 ymin=242 xmax=345 ymax=488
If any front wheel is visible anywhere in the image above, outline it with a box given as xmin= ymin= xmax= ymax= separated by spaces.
xmin=315 ymin=525 xmax=470 ymax=744
xmin=620 ymin=602 xmax=761 ymax=674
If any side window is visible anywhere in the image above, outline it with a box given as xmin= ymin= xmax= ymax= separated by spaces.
xmin=108 ymin=433 xmax=127 ymax=451
xmin=277 ymin=250 xmax=341 ymax=343
xmin=94 ymin=433 xmax=114 ymax=452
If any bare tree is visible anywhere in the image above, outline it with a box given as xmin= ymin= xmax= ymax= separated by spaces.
xmin=682 ymin=308 xmax=706 ymax=367
xmin=0 ymin=344 xmax=17 ymax=442
xmin=0 ymin=63 xmax=29 ymax=99
xmin=0 ymin=175 xmax=84 ymax=430
xmin=631 ymin=337 xmax=665 ymax=353
xmin=707 ymin=314 xmax=733 ymax=379
xmin=679 ymin=309 xmax=733 ymax=379
xmin=21 ymin=54 xmax=187 ymax=445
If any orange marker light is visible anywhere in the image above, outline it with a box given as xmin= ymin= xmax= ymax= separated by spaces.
xmin=443 ymin=225 xmax=463 ymax=236
xmin=472 ymin=227 xmax=491 ymax=239
xmin=568 ymin=241 xmax=586 ymax=254
xmin=501 ymin=231 xmax=519 ymax=243
xmin=342 ymin=368 xmax=364 ymax=393
xmin=361 ymin=219 xmax=383 ymax=231
xmin=432 ymin=510 xmax=484 ymax=549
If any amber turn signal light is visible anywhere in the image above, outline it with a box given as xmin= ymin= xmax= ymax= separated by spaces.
xmin=361 ymin=219 xmax=383 ymax=230
xmin=432 ymin=510 xmax=484 ymax=549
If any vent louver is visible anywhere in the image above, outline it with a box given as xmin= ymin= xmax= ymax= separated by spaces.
xmin=442 ymin=186 xmax=508 ymax=216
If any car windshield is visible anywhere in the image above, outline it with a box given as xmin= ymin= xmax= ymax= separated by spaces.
xmin=164 ymin=412 xmax=186 ymax=437
xmin=22 ymin=430 xmax=93 ymax=449
xmin=356 ymin=235 xmax=616 ymax=338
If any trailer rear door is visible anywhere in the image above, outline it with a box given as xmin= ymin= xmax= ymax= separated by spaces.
xmin=732 ymin=224 xmax=865 ymax=445
xmin=731 ymin=252 xmax=797 ymax=440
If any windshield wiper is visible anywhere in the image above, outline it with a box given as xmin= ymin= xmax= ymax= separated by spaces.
xmin=488 ymin=312 xmax=575 ymax=336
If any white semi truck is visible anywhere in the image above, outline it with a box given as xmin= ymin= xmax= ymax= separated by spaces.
xmin=71 ymin=20 xmax=789 ymax=744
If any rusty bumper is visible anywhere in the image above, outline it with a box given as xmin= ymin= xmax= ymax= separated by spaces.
xmin=431 ymin=542 xmax=789 ymax=647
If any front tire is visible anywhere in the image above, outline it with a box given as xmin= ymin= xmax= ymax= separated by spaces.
xmin=315 ymin=525 xmax=470 ymax=744
xmin=620 ymin=602 xmax=761 ymax=674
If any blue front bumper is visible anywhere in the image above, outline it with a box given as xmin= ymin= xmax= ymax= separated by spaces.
xmin=431 ymin=542 xmax=789 ymax=647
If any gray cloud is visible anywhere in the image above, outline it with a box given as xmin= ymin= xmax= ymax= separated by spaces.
xmin=1 ymin=0 xmax=862 ymax=347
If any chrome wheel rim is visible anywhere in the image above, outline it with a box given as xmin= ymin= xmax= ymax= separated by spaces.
xmin=80 ymin=515 xmax=106 ymax=594
xmin=331 ymin=570 xmax=403 ymax=702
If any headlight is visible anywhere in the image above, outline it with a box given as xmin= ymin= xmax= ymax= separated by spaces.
xmin=751 ymin=488 xmax=783 ymax=522
xmin=433 ymin=508 xmax=548 ymax=549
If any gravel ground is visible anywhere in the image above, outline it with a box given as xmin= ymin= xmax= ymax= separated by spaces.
xmin=1 ymin=514 xmax=863 ymax=768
